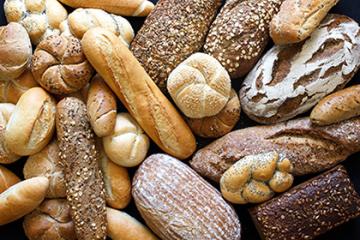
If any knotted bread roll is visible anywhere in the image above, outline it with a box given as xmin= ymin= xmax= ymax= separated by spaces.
xmin=60 ymin=8 xmax=134 ymax=47
xmin=220 ymin=151 xmax=294 ymax=204
xmin=4 ymin=0 xmax=68 ymax=45
xmin=167 ymin=53 xmax=231 ymax=119
xmin=32 ymin=35 xmax=94 ymax=95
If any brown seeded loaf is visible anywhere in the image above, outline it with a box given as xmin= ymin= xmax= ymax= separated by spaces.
xmin=82 ymin=28 xmax=196 ymax=160
xmin=56 ymin=97 xmax=107 ymax=240
xmin=130 ymin=0 xmax=221 ymax=92
xmin=0 ymin=165 xmax=20 ymax=194
xmin=190 ymin=117 xmax=360 ymax=182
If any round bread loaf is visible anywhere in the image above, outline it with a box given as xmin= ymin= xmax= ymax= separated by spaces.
xmin=5 ymin=87 xmax=56 ymax=156
xmin=167 ymin=53 xmax=231 ymax=119
xmin=0 ymin=165 xmax=20 ymax=194
xmin=4 ymin=0 xmax=68 ymax=45
xmin=103 ymin=113 xmax=150 ymax=167
xmin=32 ymin=35 xmax=94 ymax=95
xmin=23 ymin=199 xmax=76 ymax=240
xmin=187 ymin=89 xmax=240 ymax=138
xmin=0 ymin=22 xmax=32 ymax=80
xmin=23 ymin=140 xmax=66 ymax=198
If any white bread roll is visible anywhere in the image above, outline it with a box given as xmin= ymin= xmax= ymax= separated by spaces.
xmin=0 ymin=176 xmax=49 ymax=225
xmin=0 ymin=165 xmax=20 ymax=194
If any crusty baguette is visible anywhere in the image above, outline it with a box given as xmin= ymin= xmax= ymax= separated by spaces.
xmin=58 ymin=0 xmax=154 ymax=17
xmin=0 ymin=177 xmax=49 ymax=225
xmin=311 ymin=85 xmax=360 ymax=126
xmin=87 ymin=75 xmax=117 ymax=137
xmin=82 ymin=28 xmax=196 ymax=159
xmin=190 ymin=117 xmax=360 ymax=182
xmin=0 ymin=165 xmax=20 ymax=194
xmin=56 ymin=97 xmax=107 ymax=240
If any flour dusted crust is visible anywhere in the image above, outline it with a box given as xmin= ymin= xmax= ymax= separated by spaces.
xmin=240 ymin=14 xmax=360 ymax=124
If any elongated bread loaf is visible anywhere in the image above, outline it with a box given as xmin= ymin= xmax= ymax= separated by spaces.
xmin=190 ymin=117 xmax=360 ymax=182
xmin=0 ymin=165 xmax=20 ymax=193
xmin=82 ymin=28 xmax=196 ymax=160
xmin=56 ymin=97 xmax=107 ymax=240
xmin=133 ymin=154 xmax=241 ymax=240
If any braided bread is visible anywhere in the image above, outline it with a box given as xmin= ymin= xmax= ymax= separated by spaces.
xmin=220 ymin=151 xmax=293 ymax=204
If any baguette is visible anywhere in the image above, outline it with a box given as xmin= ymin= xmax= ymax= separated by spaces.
xmin=0 ymin=177 xmax=49 ymax=225
xmin=0 ymin=165 xmax=20 ymax=194
xmin=58 ymin=0 xmax=154 ymax=17
xmin=190 ymin=117 xmax=360 ymax=182
xmin=311 ymin=85 xmax=360 ymax=126
xmin=82 ymin=28 xmax=196 ymax=159
xmin=56 ymin=97 xmax=107 ymax=240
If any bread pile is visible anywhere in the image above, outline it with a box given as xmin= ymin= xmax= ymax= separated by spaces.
xmin=0 ymin=0 xmax=360 ymax=240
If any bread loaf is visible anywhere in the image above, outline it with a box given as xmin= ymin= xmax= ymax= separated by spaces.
xmin=270 ymin=0 xmax=339 ymax=44
xmin=130 ymin=0 xmax=221 ymax=92
xmin=82 ymin=28 xmax=196 ymax=160
xmin=58 ymin=0 xmax=154 ymax=17
xmin=60 ymin=8 xmax=134 ymax=47
xmin=249 ymin=165 xmax=360 ymax=240
xmin=190 ymin=117 xmax=360 ymax=182
xmin=5 ymin=87 xmax=56 ymax=156
xmin=24 ymin=140 xmax=66 ymax=198
xmin=0 ymin=165 xmax=20 ymax=194
xmin=204 ymin=0 xmax=283 ymax=79
xmin=4 ymin=0 xmax=68 ymax=45
xmin=220 ymin=151 xmax=293 ymax=204
xmin=0 ymin=103 xmax=20 ymax=164
xmin=56 ymin=97 xmax=107 ymax=240
xmin=133 ymin=154 xmax=241 ymax=240
xmin=0 ymin=22 xmax=32 ymax=80
xmin=32 ymin=35 xmax=94 ymax=95
xmin=23 ymin=199 xmax=76 ymax=240
xmin=187 ymin=89 xmax=240 ymax=138
xmin=240 ymin=14 xmax=360 ymax=124
xmin=0 ymin=69 xmax=39 ymax=104
xmin=87 ymin=75 xmax=117 ymax=137
xmin=311 ymin=85 xmax=360 ymax=126
xmin=167 ymin=53 xmax=231 ymax=118
xmin=0 ymin=177 xmax=49 ymax=225
xmin=103 ymin=113 xmax=149 ymax=167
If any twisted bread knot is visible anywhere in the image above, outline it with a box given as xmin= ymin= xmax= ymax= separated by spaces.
xmin=31 ymin=35 xmax=94 ymax=95
xmin=220 ymin=151 xmax=293 ymax=204
xmin=167 ymin=53 xmax=231 ymax=119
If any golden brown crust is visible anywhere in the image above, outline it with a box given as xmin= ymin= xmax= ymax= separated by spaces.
xmin=82 ymin=28 xmax=196 ymax=160
xmin=87 ymin=75 xmax=117 ymax=137
xmin=56 ymin=97 xmax=107 ymax=240
xmin=0 ymin=165 xmax=20 ymax=194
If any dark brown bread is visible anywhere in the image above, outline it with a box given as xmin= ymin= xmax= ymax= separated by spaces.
xmin=133 ymin=154 xmax=241 ymax=240
xmin=190 ymin=117 xmax=360 ymax=182
xmin=56 ymin=97 xmax=107 ymax=240
xmin=249 ymin=165 xmax=360 ymax=240
xmin=204 ymin=0 xmax=283 ymax=79
xmin=130 ymin=0 xmax=221 ymax=92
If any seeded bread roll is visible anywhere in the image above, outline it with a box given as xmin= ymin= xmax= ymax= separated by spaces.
xmin=24 ymin=140 xmax=66 ymax=198
xmin=0 ymin=69 xmax=39 ymax=104
xmin=204 ymin=0 xmax=283 ymax=79
xmin=270 ymin=0 xmax=339 ymax=44
xmin=87 ymin=75 xmax=117 ymax=137
xmin=56 ymin=97 xmax=107 ymax=240
xmin=0 ymin=165 xmax=20 ymax=194
xmin=167 ymin=53 xmax=231 ymax=118
xmin=311 ymin=85 xmax=360 ymax=126
xmin=131 ymin=0 xmax=221 ymax=92
xmin=187 ymin=89 xmax=240 ymax=138
xmin=0 ymin=22 xmax=32 ymax=80
xmin=32 ymin=35 xmax=94 ymax=95
xmin=249 ymin=165 xmax=360 ymax=240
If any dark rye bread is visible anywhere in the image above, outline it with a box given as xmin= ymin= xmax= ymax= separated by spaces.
xmin=204 ymin=0 xmax=283 ymax=79
xmin=130 ymin=0 xmax=221 ymax=92
xmin=56 ymin=97 xmax=107 ymax=240
xmin=240 ymin=14 xmax=360 ymax=124
xmin=132 ymin=154 xmax=241 ymax=240
xmin=249 ymin=165 xmax=360 ymax=240
xmin=190 ymin=117 xmax=360 ymax=182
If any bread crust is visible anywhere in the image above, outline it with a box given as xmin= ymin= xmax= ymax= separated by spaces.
xmin=0 ymin=103 xmax=19 ymax=164
xmin=0 ymin=165 xmax=20 ymax=194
